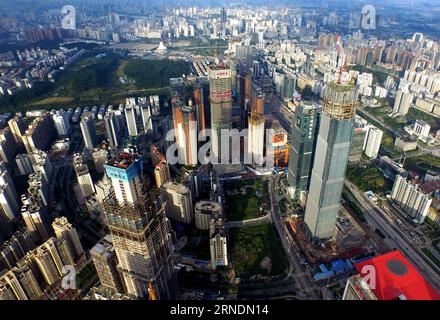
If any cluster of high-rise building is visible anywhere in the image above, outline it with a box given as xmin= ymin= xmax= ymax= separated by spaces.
xmin=0 ymin=217 xmax=82 ymax=300
xmin=102 ymin=151 xmax=176 ymax=299
xmin=391 ymin=175 xmax=433 ymax=224
xmin=1 ymin=1 xmax=440 ymax=302
xmin=22 ymin=113 xmax=56 ymax=153
xmin=0 ymin=47 xmax=85 ymax=97
xmin=90 ymin=235 xmax=125 ymax=295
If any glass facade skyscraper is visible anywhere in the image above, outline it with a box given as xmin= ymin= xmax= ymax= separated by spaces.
xmin=304 ymin=82 xmax=358 ymax=241
xmin=287 ymin=101 xmax=321 ymax=202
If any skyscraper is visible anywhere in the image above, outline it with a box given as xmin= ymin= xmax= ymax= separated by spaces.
xmin=0 ymin=127 xmax=18 ymax=164
xmin=52 ymin=216 xmax=84 ymax=259
xmin=125 ymin=106 xmax=138 ymax=137
xmin=15 ymin=154 xmax=33 ymax=175
xmin=252 ymin=60 xmax=261 ymax=79
xmin=0 ymin=228 xmax=33 ymax=270
xmin=0 ymin=165 xmax=19 ymax=220
xmin=150 ymin=145 xmax=171 ymax=188
xmin=90 ymin=235 xmax=125 ymax=293
xmin=238 ymin=71 xmax=251 ymax=130
xmin=250 ymin=86 xmax=265 ymax=114
xmin=7 ymin=114 xmax=26 ymax=144
xmin=20 ymin=195 xmax=49 ymax=242
xmin=0 ymin=184 xmax=19 ymax=221
xmin=160 ymin=182 xmax=193 ymax=224
xmin=193 ymin=82 xmax=206 ymax=133
xmin=348 ymin=127 xmax=367 ymax=163
xmin=154 ymin=161 xmax=171 ymax=188
xmin=248 ymin=112 xmax=265 ymax=165
xmin=52 ymin=109 xmax=70 ymax=137
xmin=169 ymin=77 xmax=185 ymax=100
xmin=209 ymin=65 xmax=232 ymax=163
xmin=141 ymin=105 xmax=153 ymax=134
xmin=195 ymin=201 xmax=222 ymax=230
xmin=392 ymin=90 xmax=413 ymax=116
xmin=287 ymin=101 xmax=321 ymax=202
xmin=391 ymin=175 xmax=432 ymax=224
xmin=31 ymin=245 xmax=60 ymax=286
xmin=73 ymin=154 xmax=95 ymax=198
xmin=282 ymin=74 xmax=297 ymax=100
xmin=27 ymin=172 xmax=49 ymax=206
xmin=22 ymin=113 xmax=56 ymax=153
xmin=304 ymin=82 xmax=358 ymax=241
xmin=104 ymin=112 xmax=119 ymax=148
xmin=0 ymin=266 xmax=42 ymax=300
xmin=172 ymin=100 xmax=198 ymax=166
xmin=363 ymin=126 xmax=383 ymax=159
xmin=30 ymin=150 xmax=52 ymax=184
xmin=220 ymin=7 xmax=227 ymax=34
xmin=103 ymin=151 xmax=176 ymax=299
xmin=209 ymin=217 xmax=228 ymax=270
xmin=80 ymin=112 xmax=97 ymax=149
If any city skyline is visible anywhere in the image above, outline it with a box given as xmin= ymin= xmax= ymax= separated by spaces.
xmin=0 ymin=0 xmax=439 ymax=307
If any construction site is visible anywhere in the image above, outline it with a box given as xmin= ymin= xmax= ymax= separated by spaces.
xmin=102 ymin=187 xmax=177 ymax=300
xmin=285 ymin=205 xmax=386 ymax=265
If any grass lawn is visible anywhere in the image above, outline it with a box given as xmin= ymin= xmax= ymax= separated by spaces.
xmin=111 ymin=87 xmax=170 ymax=97
xmin=229 ymin=223 xmax=288 ymax=278
xmin=404 ymin=155 xmax=440 ymax=175
xmin=382 ymin=132 xmax=395 ymax=148
xmin=0 ymin=51 xmax=185 ymax=111
xmin=31 ymin=96 xmax=75 ymax=106
xmin=366 ymin=105 xmax=392 ymax=118
xmin=365 ymin=104 xmax=408 ymax=133
xmin=224 ymin=179 xmax=268 ymax=221
xmin=346 ymin=165 xmax=393 ymax=195
xmin=383 ymin=115 xmax=406 ymax=131
xmin=115 ymin=59 xmax=129 ymax=78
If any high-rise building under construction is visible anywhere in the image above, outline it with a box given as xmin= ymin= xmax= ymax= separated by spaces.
xmin=238 ymin=70 xmax=251 ymax=130
xmin=248 ymin=112 xmax=265 ymax=166
xmin=304 ymin=82 xmax=358 ymax=241
xmin=209 ymin=65 xmax=232 ymax=163
xmin=172 ymin=100 xmax=198 ymax=166
xmin=194 ymin=82 xmax=206 ymax=133
xmin=103 ymin=151 xmax=176 ymax=299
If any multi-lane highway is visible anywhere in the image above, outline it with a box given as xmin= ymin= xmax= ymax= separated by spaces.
xmin=345 ymin=180 xmax=440 ymax=292
xmin=268 ymin=176 xmax=321 ymax=300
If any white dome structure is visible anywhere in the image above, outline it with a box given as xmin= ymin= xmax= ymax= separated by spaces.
xmin=156 ymin=41 xmax=167 ymax=53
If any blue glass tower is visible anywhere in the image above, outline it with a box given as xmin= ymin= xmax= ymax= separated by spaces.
xmin=304 ymin=82 xmax=359 ymax=241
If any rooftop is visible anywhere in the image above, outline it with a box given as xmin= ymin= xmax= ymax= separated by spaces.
xmin=106 ymin=151 xmax=139 ymax=169
xmin=354 ymin=251 xmax=440 ymax=300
